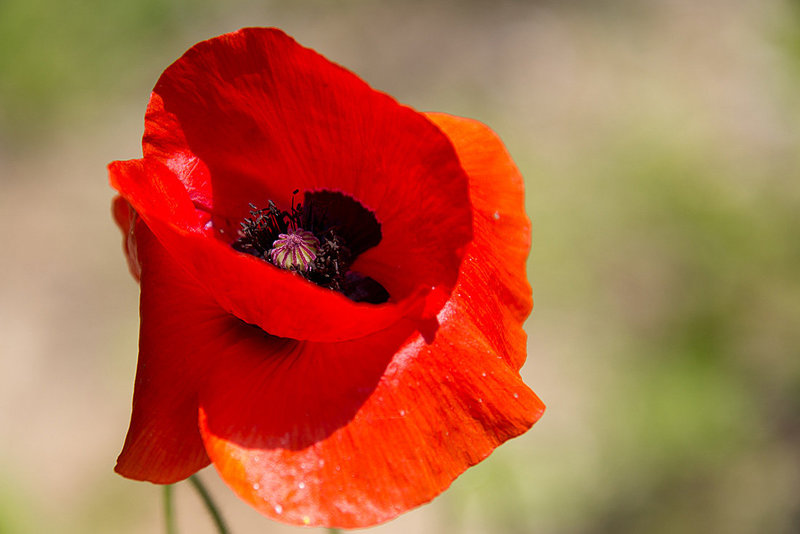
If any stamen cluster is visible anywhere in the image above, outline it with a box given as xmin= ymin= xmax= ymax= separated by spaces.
xmin=232 ymin=192 xmax=361 ymax=296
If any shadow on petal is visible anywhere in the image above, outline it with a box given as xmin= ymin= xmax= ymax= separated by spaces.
xmin=199 ymin=318 xmax=419 ymax=451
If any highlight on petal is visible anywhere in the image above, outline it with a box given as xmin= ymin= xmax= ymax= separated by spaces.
xmin=198 ymin=298 xmax=542 ymax=528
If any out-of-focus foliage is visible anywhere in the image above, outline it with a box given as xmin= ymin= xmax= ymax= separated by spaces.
xmin=1 ymin=0 xmax=798 ymax=533
xmin=0 ymin=0 xmax=214 ymax=139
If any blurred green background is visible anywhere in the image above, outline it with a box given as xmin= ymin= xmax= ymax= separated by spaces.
xmin=1 ymin=0 xmax=799 ymax=532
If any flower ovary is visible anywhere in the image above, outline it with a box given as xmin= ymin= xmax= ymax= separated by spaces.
xmin=269 ymin=230 xmax=319 ymax=271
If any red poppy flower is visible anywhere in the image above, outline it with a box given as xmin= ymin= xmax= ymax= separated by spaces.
xmin=109 ymin=27 xmax=544 ymax=528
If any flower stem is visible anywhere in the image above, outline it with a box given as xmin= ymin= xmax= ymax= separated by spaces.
xmin=163 ymin=484 xmax=176 ymax=534
xmin=189 ymin=474 xmax=231 ymax=534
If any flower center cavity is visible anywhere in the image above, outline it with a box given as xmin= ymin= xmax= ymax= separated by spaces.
xmin=232 ymin=190 xmax=389 ymax=304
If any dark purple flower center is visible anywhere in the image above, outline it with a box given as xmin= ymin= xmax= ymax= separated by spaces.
xmin=232 ymin=190 xmax=389 ymax=304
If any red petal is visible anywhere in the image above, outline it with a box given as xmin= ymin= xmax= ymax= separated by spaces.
xmin=426 ymin=112 xmax=533 ymax=369
xmin=198 ymin=312 xmax=542 ymax=527
xmin=115 ymin=221 xmax=213 ymax=483
xmin=197 ymin=114 xmax=542 ymax=528
xmin=111 ymin=196 xmax=141 ymax=281
xmin=140 ymin=27 xmax=472 ymax=320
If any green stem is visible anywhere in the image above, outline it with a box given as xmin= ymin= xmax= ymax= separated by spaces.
xmin=163 ymin=484 xmax=176 ymax=534
xmin=189 ymin=474 xmax=231 ymax=534
xmin=328 ymin=530 xmax=343 ymax=533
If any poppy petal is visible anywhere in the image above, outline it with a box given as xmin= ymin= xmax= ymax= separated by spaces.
xmin=109 ymin=159 xmax=431 ymax=342
xmin=115 ymin=221 xmax=213 ymax=483
xmin=111 ymin=196 xmax=141 ymax=281
xmin=425 ymin=112 xmax=533 ymax=369
xmin=197 ymin=308 xmax=542 ymax=527
xmin=196 ymin=114 xmax=542 ymax=528
xmin=139 ymin=26 xmax=473 ymax=324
